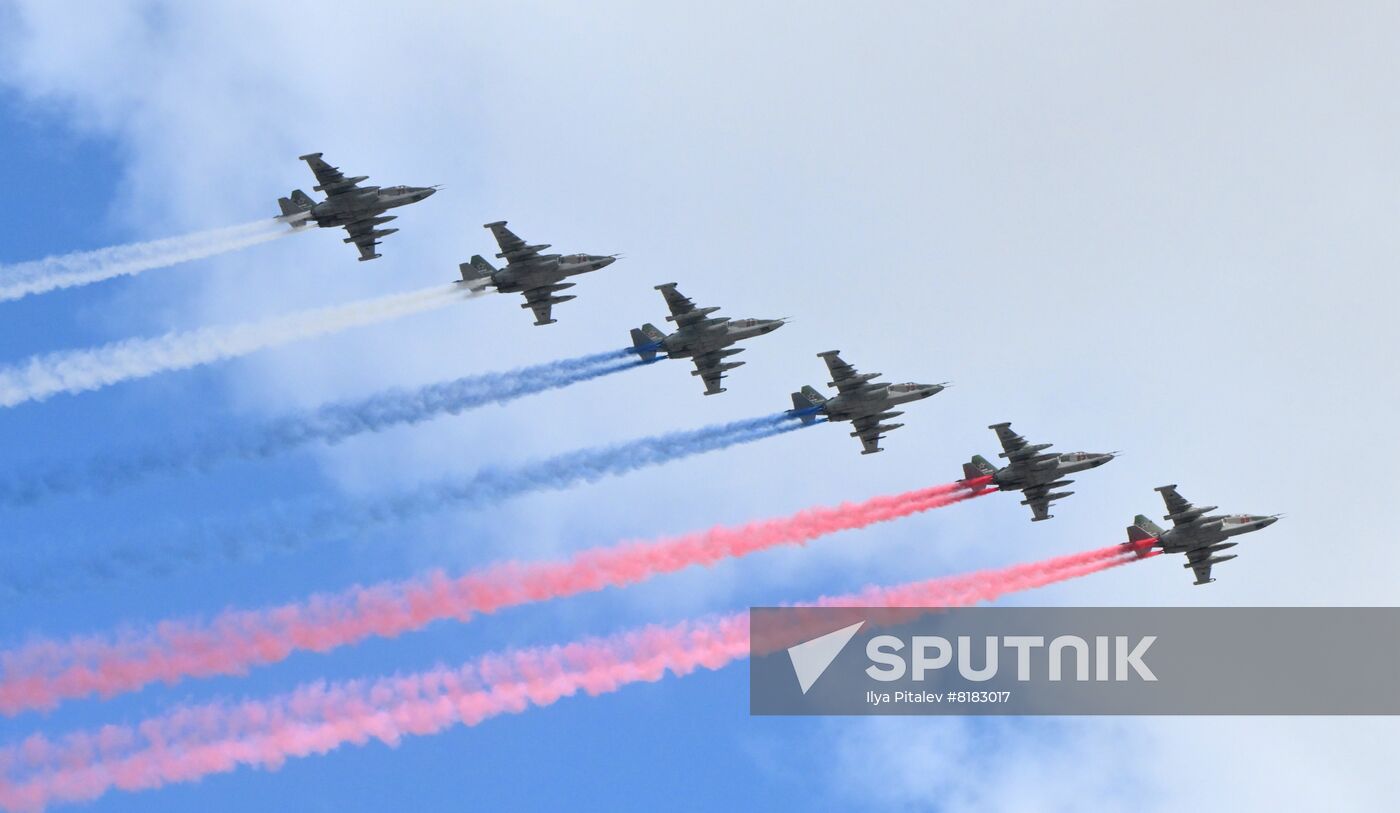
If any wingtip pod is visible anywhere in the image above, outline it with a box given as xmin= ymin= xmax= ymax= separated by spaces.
xmin=655 ymin=282 xmax=679 ymax=291
xmin=817 ymin=349 xmax=841 ymax=358
xmin=483 ymin=220 xmax=508 ymax=228
xmin=988 ymin=421 xmax=1012 ymax=430
xmin=1154 ymin=484 xmax=1179 ymax=493
xmin=297 ymin=152 xmax=324 ymax=161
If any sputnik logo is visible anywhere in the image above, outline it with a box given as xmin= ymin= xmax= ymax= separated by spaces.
xmin=787 ymin=621 xmax=864 ymax=694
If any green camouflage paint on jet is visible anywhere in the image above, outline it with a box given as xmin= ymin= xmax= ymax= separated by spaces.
xmin=277 ymin=153 xmax=438 ymax=261
xmin=960 ymin=422 xmax=1116 ymax=522
xmin=630 ymin=283 xmax=785 ymax=396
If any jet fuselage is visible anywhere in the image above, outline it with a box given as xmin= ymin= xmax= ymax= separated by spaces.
xmin=493 ymin=254 xmax=615 ymax=292
xmin=661 ymin=318 xmax=784 ymax=359
xmin=993 ymin=451 xmax=1115 ymax=490
xmin=821 ymin=381 xmax=944 ymax=422
xmin=1157 ymin=514 xmax=1279 ymax=554
xmin=310 ymin=185 xmax=437 ymax=227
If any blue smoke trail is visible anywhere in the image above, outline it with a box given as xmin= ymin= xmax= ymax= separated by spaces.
xmin=4 ymin=411 xmax=818 ymax=597
xmin=0 ymin=347 xmax=653 ymax=505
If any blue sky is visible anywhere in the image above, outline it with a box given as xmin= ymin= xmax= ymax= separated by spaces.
xmin=2 ymin=3 xmax=1399 ymax=811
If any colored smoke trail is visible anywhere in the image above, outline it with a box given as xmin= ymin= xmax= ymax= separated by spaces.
xmin=0 ymin=479 xmax=988 ymax=715
xmin=0 ymin=539 xmax=1150 ymax=812
xmin=2 ymin=412 xmax=816 ymax=597
xmin=0 ymin=347 xmax=652 ymax=505
xmin=0 ymin=218 xmax=299 ymax=303
xmin=0 ymin=285 xmax=470 ymax=408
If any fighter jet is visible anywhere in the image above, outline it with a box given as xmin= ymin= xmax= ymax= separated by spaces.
xmin=789 ymin=351 xmax=947 ymax=454
xmin=456 ymin=221 xmax=617 ymax=326
xmin=276 ymin=153 xmax=438 ymax=261
xmin=960 ymin=423 xmax=1116 ymax=522
xmin=629 ymin=283 xmax=785 ymax=395
xmin=1125 ymin=485 xmax=1280 ymax=585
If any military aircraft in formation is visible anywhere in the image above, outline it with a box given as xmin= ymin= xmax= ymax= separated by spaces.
xmin=272 ymin=155 xmax=1280 ymax=584
xmin=277 ymin=152 xmax=438 ymax=261
xmin=629 ymin=283 xmax=785 ymax=395
xmin=961 ymin=422 xmax=1116 ymax=521
xmin=457 ymin=221 xmax=617 ymax=326
xmin=789 ymin=351 xmax=947 ymax=455
xmin=1125 ymin=485 xmax=1280 ymax=585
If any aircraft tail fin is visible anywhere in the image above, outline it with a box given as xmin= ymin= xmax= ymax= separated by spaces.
xmin=963 ymin=454 xmax=998 ymax=481
xmin=789 ymin=385 xmax=826 ymax=424
xmin=1132 ymin=514 xmax=1166 ymax=538
xmin=630 ymin=323 xmax=666 ymax=361
xmin=457 ymin=255 xmax=497 ymax=289
xmin=277 ymin=189 xmax=315 ymax=221
xmin=1121 ymin=515 xmax=1163 ymax=558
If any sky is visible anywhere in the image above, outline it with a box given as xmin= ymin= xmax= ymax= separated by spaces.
xmin=1 ymin=2 xmax=1399 ymax=810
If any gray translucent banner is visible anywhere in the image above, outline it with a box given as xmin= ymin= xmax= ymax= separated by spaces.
xmin=749 ymin=607 xmax=1400 ymax=715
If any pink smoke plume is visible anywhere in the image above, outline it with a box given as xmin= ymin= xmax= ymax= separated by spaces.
xmin=0 ymin=535 xmax=1151 ymax=812
xmin=0 ymin=478 xmax=991 ymax=716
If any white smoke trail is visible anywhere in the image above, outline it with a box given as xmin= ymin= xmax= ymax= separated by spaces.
xmin=0 ymin=217 xmax=304 ymax=303
xmin=0 ymin=285 xmax=471 ymax=408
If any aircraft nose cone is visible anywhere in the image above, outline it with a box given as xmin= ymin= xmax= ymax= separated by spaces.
xmin=599 ymin=256 xmax=616 ymax=268
xmin=1260 ymin=515 xmax=1279 ymax=528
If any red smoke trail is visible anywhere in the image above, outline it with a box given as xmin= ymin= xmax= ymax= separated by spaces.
xmin=0 ymin=478 xmax=991 ymax=716
xmin=0 ymin=536 xmax=1150 ymax=812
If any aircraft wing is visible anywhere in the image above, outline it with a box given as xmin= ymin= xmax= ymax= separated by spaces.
xmin=692 ymin=350 xmax=742 ymax=395
xmin=521 ymin=287 xmax=557 ymax=326
xmin=656 ymin=283 xmax=714 ymax=328
xmin=850 ymin=414 xmax=896 ymax=455
xmin=819 ymin=351 xmax=873 ymax=394
xmin=1019 ymin=485 xmax=1055 ymax=522
xmin=300 ymin=152 xmax=364 ymax=198
xmin=485 ymin=221 xmax=540 ymax=264
xmin=517 ymin=279 xmax=578 ymax=326
xmin=1185 ymin=546 xmax=1221 ymax=585
xmin=991 ymin=422 xmax=1055 ymax=464
xmin=342 ymin=218 xmax=385 ymax=262
xmin=1156 ymin=485 xmax=1195 ymax=525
